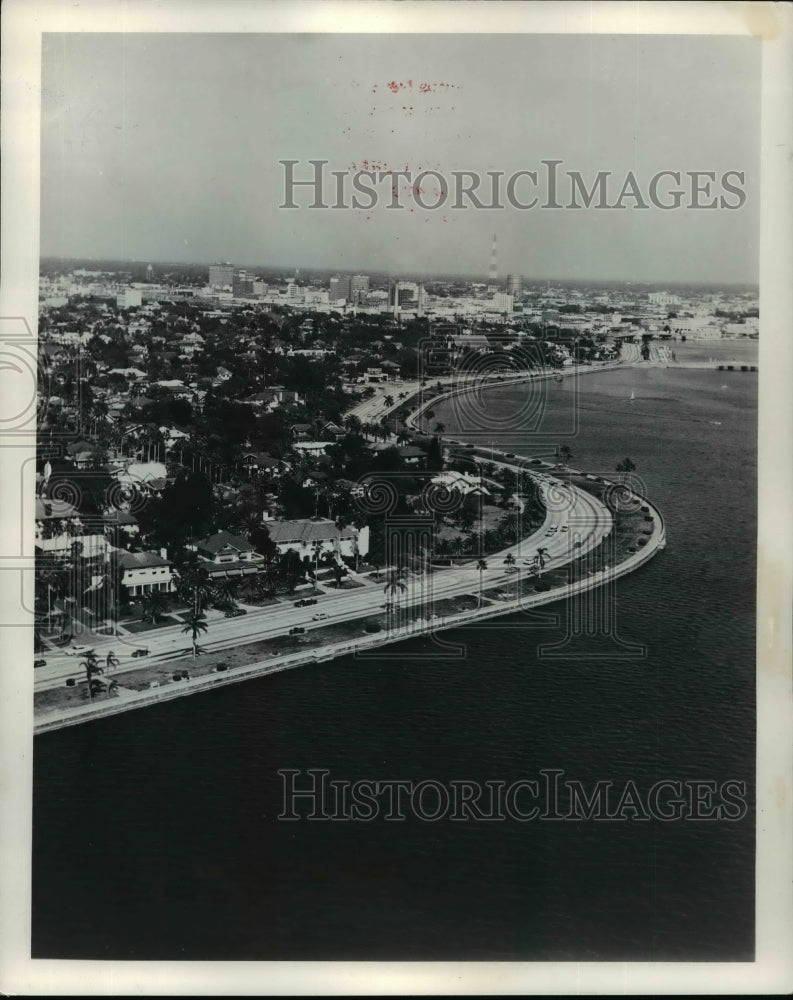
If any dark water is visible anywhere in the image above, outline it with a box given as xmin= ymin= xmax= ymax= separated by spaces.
xmin=32 ymin=367 xmax=756 ymax=961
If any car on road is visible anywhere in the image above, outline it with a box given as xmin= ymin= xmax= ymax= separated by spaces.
xmin=289 ymin=626 xmax=306 ymax=635
xmin=312 ymin=612 xmax=328 ymax=621
xmin=131 ymin=648 xmax=149 ymax=658
xmin=34 ymin=658 xmax=47 ymax=669
xmin=64 ymin=644 xmax=91 ymax=656
xmin=572 ymin=541 xmax=582 ymax=549
xmin=294 ymin=598 xmax=318 ymax=607
xmin=224 ymin=607 xmax=247 ymax=618
xmin=504 ymin=452 xmax=515 ymax=458
xmin=561 ymin=525 xmax=568 ymax=532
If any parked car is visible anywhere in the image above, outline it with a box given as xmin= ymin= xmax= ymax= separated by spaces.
xmin=289 ymin=626 xmax=306 ymax=635
xmin=294 ymin=598 xmax=318 ymax=607
xmin=131 ymin=648 xmax=149 ymax=658
xmin=312 ymin=612 xmax=328 ymax=621
xmin=34 ymin=658 xmax=47 ymax=669
xmin=224 ymin=607 xmax=247 ymax=618
xmin=64 ymin=644 xmax=91 ymax=657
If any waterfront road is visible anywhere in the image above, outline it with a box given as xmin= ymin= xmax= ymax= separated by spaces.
xmin=34 ymin=473 xmax=611 ymax=692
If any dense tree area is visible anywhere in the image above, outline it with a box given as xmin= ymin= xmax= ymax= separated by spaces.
xmin=136 ymin=470 xmax=217 ymax=548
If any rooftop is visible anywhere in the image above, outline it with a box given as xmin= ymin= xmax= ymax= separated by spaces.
xmin=194 ymin=531 xmax=255 ymax=556
xmin=116 ymin=551 xmax=171 ymax=570
xmin=265 ymin=518 xmax=357 ymax=545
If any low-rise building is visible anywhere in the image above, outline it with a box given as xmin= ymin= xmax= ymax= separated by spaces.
xmin=292 ymin=441 xmax=333 ymax=456
xmin=265 ymin=518 xmax=369 ymax=561
xmin=116 ymin=549 xmax=175 ymax=597
xmin=430 ymin=471 xmax=491 ymax=497
xmin=188 ymin=531 xmax=266 ymax=579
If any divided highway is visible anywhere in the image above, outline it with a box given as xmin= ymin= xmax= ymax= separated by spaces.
xmin=34 ymin=471 xmax=611 ymax=693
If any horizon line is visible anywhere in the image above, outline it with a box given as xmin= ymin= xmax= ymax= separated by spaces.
xmin=39 ymin=255 xmax=759 ymax=291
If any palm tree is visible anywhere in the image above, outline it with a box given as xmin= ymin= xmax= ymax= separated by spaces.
xmin=141 ymin=589 xmax=168 ymax=624
xmin=178 ymin=566 xmax=212 ymax=614
xmin=536 ymin=547 xmax=550 ymax=571
xmin=396 ymin=428 xmax=412 ymax=446
xmin=504 ymin=552 xmax=520 ymax=599
xmin=476 ymin=559 xmax=488 ymax=606
xmin=433 ymin=422 xmax=446 ymax=436
xmin=424 ymin=409 xmax=436 ymax=425
xmin=383 ymin=568 xmax=407 ymax=601
xmin=105 ymin=649 xmax=119 ymax=685
xmin=384 ymin=394 xmax=395 ymax=409
xmin=80 ymin=649 xmax=103 ymax=701
xmin=451 ymin=535 xmax=464 ymax=558
xmin=181 ymin=610 xmax=208 ymax=658
xmin=212 ymin=580 xmax=237 ymax=611
xmin=557 ymin=444 xmax=572 ymax=466
xmin=331 ymin=560 xmax=348 ymax=589
xmin=311 ymin=540 xmax=325 ymax=577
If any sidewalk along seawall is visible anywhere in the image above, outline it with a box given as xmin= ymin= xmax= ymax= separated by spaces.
xmin=34 ymin=489 xmax=664 ymax=735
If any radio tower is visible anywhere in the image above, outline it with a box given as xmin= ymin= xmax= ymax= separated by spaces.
xmin=489 ymin=233 xmax=498 ymax=285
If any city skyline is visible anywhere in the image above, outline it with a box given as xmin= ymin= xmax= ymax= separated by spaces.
xmin=39 ymin=254 xmax=760 ymax=293
xmin=40 ymin=33 xmax=760 ymax=283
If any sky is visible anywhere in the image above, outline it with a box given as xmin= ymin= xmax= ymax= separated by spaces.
xmin=40 ymin=32 xmax=760 ymax=283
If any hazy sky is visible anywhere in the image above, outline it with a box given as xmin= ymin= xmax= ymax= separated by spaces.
xmin=40 ymin=33 xmax=760 ymax=282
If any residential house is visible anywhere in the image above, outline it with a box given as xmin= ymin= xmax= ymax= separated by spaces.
xmin=188 ymin=531 xmax=266 ymax=579
xmin=101 ymin=509 xmax=140 ymax=541
xmin=116 ymin=549 xmax=175 ymax=597
xmin=241 ymin=387 xmax=303 ymax=412
xmin=430 ymin=471 xmax=491 ymax=497
xmin=290 ymin=423 xmax=313 ymax=440
xmin=398 ymin=445 xmax=427 ymax=468
xmin=265 ymin=518 xmax=369 ymax=561
xmin=292 ymin=441 xmax=333 ymax=456
xmin=241 ymin=451 xmax=283 ymax=477
xmin=319 ymin=421 xmax=345 ymax=439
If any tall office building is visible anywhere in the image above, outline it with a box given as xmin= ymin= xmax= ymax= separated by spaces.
xmin=506 ymin=274 xmax=522 ymax=298
xmin=330 ymin=275 xmax=352 ymax=301
xmin=233 ymin=270 xmax=254 ymax=297
xmin=390 ymin=281 xmax=419 ymax=306
xmin=209 ymin=263 xmax=234 ymax=289
xmin=350 ymin=274 xmax=370 ymax=302
xmin=492 ymin=292 xmax=514 ymax=314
